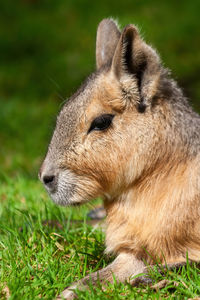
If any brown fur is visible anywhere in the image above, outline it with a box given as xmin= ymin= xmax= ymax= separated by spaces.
xmin=105 ymin=157 xmax=200 ymax=263
xmin=39 ymin=19 xmax=200 ymax=298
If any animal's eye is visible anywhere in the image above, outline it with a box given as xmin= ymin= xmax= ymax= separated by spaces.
xmin=88 ymin=114 xmax=114 ymax=134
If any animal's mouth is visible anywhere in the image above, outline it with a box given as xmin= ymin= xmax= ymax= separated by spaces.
xmin=70 ymin=201 xmax=82 ymax=207
xmin=41 ymin=168 xmax=99 ymax=207
xmin=45 ymin=183 xmax=57 ymax=195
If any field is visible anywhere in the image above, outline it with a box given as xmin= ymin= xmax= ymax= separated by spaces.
xmin=0 ymin=0 xmax=200 ymax=299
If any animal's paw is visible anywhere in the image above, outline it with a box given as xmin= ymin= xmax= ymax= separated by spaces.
xmin=130 ymin=274 xmax=153 ymax=287
xmin=56 ymin=287 xmax=77 ymax=300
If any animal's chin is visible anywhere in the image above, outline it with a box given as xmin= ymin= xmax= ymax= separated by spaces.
xmin=47 ymin=191 xmax=68 ymax=206
xmin=47 ymin=188 xmax=85 ymax=207
xmin=47 ymin=191 xmax=72 ymax=206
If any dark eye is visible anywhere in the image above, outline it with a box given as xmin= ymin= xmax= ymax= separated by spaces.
xmin=87 ymin=114 xmax=114 ymax=134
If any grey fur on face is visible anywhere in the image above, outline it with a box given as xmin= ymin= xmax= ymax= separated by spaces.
xmin=47 ymin=169 xmax=77 ymax=206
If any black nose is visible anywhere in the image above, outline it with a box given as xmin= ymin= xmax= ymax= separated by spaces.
xmin=43 ymin=175 xmax=55 ymax=186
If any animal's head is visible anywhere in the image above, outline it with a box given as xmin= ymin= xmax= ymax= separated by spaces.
xmin=39 ymin=19 xmax=168 ymax=205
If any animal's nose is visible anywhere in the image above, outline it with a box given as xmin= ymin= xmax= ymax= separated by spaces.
xmin=43 ymin=175 xmax=55 ymax=185
xmin=41 ymin=173 xmax=57 ymax=191
xmin=39 ymin=161 xmax=57 ymax=191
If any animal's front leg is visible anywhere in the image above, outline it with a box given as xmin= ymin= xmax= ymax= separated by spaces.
xmin=57 ymin=252 xmax=145 ymax=299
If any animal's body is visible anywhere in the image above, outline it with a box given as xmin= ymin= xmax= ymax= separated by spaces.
xmin=39 ymin=19 xmax=200 ymax=298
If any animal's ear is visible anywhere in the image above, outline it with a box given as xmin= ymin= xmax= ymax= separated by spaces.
xmin=96 ymin=19 xmax=121 ymax=69
xmin=112 ymin=25 xmax=162 ymax=107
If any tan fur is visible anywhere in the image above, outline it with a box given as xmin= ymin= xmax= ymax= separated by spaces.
xmin=105 ymin=156 xmax=200 ymax=263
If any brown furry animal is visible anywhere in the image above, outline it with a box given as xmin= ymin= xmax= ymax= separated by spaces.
xmin=39 ymin=19 xmax=200 ymax=299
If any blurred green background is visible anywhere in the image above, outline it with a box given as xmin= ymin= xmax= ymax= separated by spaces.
xmin=1 ymin=0 xmax=200 ymax=178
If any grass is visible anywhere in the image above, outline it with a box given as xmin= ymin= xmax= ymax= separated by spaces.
xmin=0 ymin=177 xmax=107 ymax=299
xmin=0 ymin=0 xmax=200 ymax=299
xmin=1 ymin=177 xmax=200 ymax=299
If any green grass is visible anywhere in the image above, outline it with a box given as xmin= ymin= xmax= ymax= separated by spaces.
xmin=1 ymin=177 xmax=200 ymax=299
xmin=1 ymin=0 xmax=200 ymax=298
xmin=0 ymin=177 xmax=107 ymax=299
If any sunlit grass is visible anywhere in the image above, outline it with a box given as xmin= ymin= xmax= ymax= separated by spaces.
xmin=1 ymin=177 xmax=200 ymax=299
